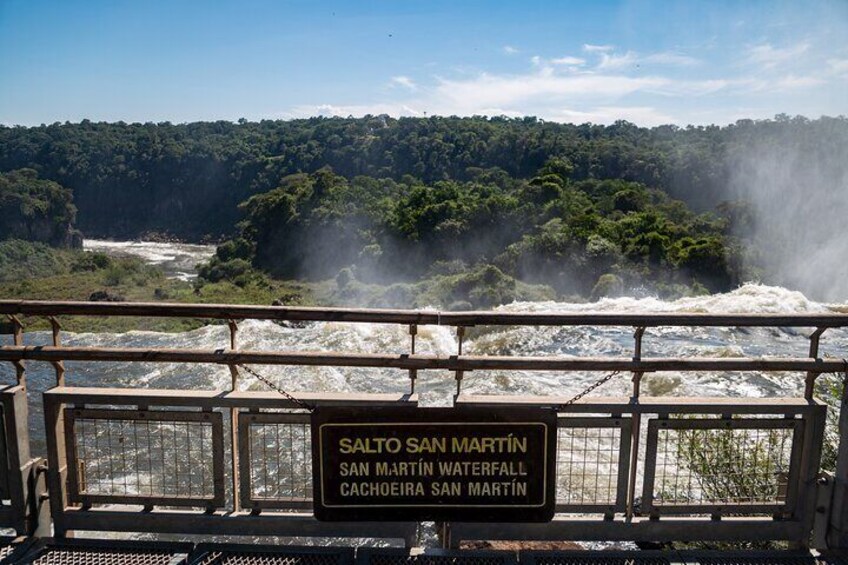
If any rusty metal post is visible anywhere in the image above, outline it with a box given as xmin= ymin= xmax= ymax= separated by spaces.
xmin=7 ymin=315 xmax=25 ymax=385
xmin=43 ymin=393 xmax=70 ymax=537
xmin=828 ymin=368 xmax=848 ymax=548
xmin=454 ymin=326 xmax=466 ymax=402
xmin=627 ymin=327 xmax=646 ymax=521
xmin=228 ymin=319 xmax=241 ymax=513
xmin=49 ymin=316 xmax=66 ymax=386
xmin=805 ymin=327 xmax=827 ymax=399
xmin=408 ymin=324 xmax=418 ymax=394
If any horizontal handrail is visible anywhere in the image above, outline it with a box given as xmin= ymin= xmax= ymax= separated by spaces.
xmin=1 ymin=299 xmax=848 ymax=327
xmin=1 ymin=345 xmax=845 ymax=373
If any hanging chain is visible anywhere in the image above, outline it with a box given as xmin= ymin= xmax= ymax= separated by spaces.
xmin=556 ymin=370 xmax=622 ymax=410
xmin=239 ymin=361 xmax=624 ymax=412
xmin=237 ymin=363 xmax=316 ymax=413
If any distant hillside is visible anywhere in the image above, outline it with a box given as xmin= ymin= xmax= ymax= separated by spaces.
xmin=2 ymin=115 xmax=844 ymax=241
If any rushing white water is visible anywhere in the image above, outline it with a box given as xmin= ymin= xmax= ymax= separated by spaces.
xmin=83 ymin=239 xmax=216 ymax=281
xmin=3 ymin=241 xmax=847 ymax=545
xmin=7 ymin=280 xmax=847 ymax=453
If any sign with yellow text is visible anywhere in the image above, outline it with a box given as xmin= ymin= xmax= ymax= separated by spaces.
xmin=312 ymin=406 xmax=556 ymax=522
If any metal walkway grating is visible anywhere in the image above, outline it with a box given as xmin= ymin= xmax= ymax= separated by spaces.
xmin=188 ymin=544 xmax=354 ymax=565
xmin=358 ymin=549 xmax=517 ymax=565
xmin=677 ymin=552 xmax=848 ymax=565
xmin=0 ymin=537 xmax=34 ymax=564
xmin=521 ymin=551 xmax=670 ymax=565
xmin=15 ymin=539 xmax=192 ymax=565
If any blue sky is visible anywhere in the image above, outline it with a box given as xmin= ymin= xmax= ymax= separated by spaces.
xmin=1 ymin=0 xmax=846 ymax=127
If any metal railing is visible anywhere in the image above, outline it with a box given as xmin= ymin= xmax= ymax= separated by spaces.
xmin=0 ymin=299 xmax=845 ymax=549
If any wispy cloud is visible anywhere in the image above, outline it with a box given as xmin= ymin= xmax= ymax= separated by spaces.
xmin=550 ymin=56 xmax=586 ymax=66
xmin=503 ymin=45 xmax=519 ymax=55
xmin=746 ymin=42 xmax=810 ymax=69
xmin=597 ymin=51 xmax=639 ymax=70
xmin=583 ymin=43 xmax=614 ymax=53
xmin=552 ymin=106 xmax=676 ymax=126
xmin=289 ymin=34 xmax=843 ymax=127
xmin=389 ymin=76 xmax=417 ymax=91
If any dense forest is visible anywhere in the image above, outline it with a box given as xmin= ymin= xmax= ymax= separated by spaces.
xmin=1 ymin=115 xmax=845 ymax=305
xmin=0 ymin=168 xmax=81 ymax=248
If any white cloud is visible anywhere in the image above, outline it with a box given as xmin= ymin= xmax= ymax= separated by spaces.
xmin=389 ymin=76 xmax=417 ymax=91
xmin=286 ymin=36 xmax=844 ymax=127
xmin=291 ymin=103 xmax=423 ymax=118
xmin=503 ymin=45 xmax=519 ymax=55
xmin=746 ymin=42 xmax=810 ymax=69
xmin=431 ymin=71 xmax=669 ymax=111
xmin=552 ymin=106 xmax=676 ymax=126
xmin=550 ymin=56 xmax=585 ymax=66
xmin=597 ymin=51 xmax=638 ymax=70
xmin=583 ymin=44 xmax=614 ymax=53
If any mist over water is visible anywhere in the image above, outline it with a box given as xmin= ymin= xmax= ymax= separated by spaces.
xmin=4 ymin=239 xmax=846 ymax=546
xmin=727 ymin=120 xmax=848 ymax=302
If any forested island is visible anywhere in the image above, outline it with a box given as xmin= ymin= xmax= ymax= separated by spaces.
xmin=1 ymin=114 xmax=845 ymax=313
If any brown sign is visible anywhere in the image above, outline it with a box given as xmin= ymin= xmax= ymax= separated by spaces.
xmin=311 ymin=406 xmax=556 ymax=522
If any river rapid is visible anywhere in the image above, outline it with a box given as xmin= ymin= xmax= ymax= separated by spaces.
xmin=7 ymin=240 xmax=848 ymax=449
xmin=3 ymin=241 xmax=847 ymax=545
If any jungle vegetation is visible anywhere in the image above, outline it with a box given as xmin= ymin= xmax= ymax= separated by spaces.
xmin=1 ymin=114 xmax=844 ymax=306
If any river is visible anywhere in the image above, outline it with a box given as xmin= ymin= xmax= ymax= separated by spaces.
xmin=3 ymin=240 xmax=847 ymax=544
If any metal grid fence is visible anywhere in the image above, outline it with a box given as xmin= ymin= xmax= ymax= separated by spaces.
xmin=554 ymin=418 xmax=631 ymax=513
xmin=238 ymin=412 xmax=313 ymax=510
xmin=642 ymin=418 xmax=803 ymax=515
xmin=64 ymin=409 xmax=225 ymax=508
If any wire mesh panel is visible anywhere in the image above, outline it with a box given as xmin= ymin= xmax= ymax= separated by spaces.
xmin=64 ymin=408 xmax=225 ymax=508
xmin=554 ymin=417 xmax=632 ymax=513
xmin=641 ymin=418 xmax=804 ymax=515
xmin=238 ymin=412 xmax=312 ymax=510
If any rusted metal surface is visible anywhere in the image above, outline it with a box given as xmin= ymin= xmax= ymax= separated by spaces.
xmin=42 ymin=388 xmax=419 ymax=543
xmin=237 ymin=412 xmax=313 ymax=511
xmin=828 ymin=376 xmax=848 ymax=548
xmin=2 ymin=299 xmax=848 ymax=327
xmin=0 ymin=301 xmax=844 ymax=549
xmin=640 ymin=418 xmax=805 ymax=516
xmin=554 ymin=417 xmax=631 ymax=515
xmin=0 ymin=384 xmax=45 ymax=535
xmin=2 ymin=345 xmax=847 ymax=373
xmin=63 ymin=408 xmax=225 ymax=509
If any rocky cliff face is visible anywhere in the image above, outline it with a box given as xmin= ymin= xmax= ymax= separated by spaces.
xmin=0 ymin=168 xmax=83 ymax=248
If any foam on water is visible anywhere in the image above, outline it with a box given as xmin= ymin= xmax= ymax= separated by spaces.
xmin=83 ymin=239 xmax=216 ymax=281
xmin=7 ymin=282 xmax=846 ymax=454
xmin=4 ymin=240 xmax=847 ymax=546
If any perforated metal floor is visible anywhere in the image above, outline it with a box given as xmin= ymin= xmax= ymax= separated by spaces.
xmin=14 ymin=540 xmax=192 ymax=565
xmin=0 ymin=537 xmax=33 ymax=564
xmin=677 ymin=553 xmax=848 ymax=565
xmin=6 ymin=541 xmax=847 ymax=565
xmin=358 ymin=549 xmax=515 ymax=565
xmin=187 ymin=545 xmax=354 ymax=565
xmin=523 ymin=553 xmax=670 ymax=565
